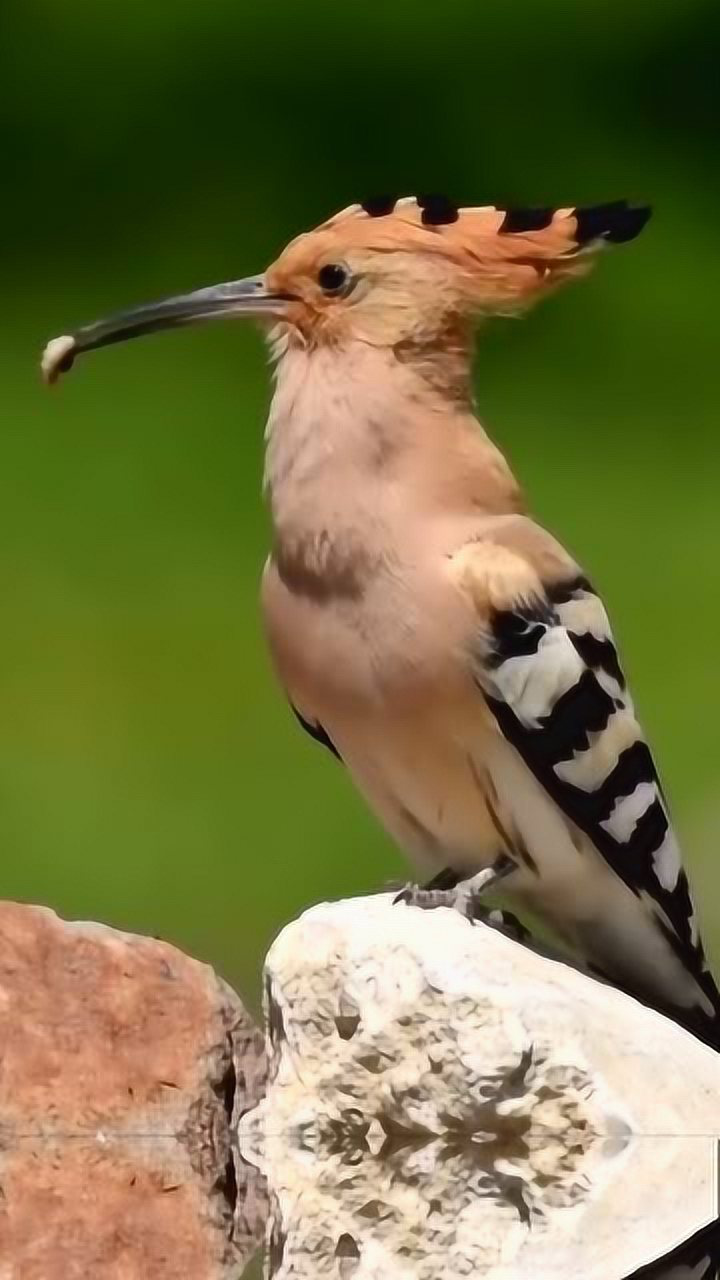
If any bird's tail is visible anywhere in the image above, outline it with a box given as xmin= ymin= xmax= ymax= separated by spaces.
xmin=653 ymin=872 xmax=720 ymax=1051
xmin=597 ymin=923 xmax=720 ymax=1053
xmin=662 ymin=943 xmax=720 ymax=1052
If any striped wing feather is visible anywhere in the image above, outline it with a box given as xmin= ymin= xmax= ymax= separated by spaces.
xmin=475 ymin=571 xmax=710 ymax=987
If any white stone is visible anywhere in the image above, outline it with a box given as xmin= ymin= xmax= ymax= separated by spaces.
xmin=240 ymin=895 xmax=720 ymax=1280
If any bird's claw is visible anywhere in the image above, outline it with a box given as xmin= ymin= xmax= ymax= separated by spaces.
xmin=393 ymin=881 xmax=479 ymax=922
xmin=394 ymin=886 xmax=532 ymax=946
xmin=394 ymin=857 xmax=516 ymax=923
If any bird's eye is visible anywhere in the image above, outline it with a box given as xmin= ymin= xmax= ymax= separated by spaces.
xmin=317 ymin=262 xmax=351 ymax=295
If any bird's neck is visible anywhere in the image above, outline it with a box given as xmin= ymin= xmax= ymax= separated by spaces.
xmin=263 ymin=340 xmax=524 ymax=591
xmin=265 ymin=339 xmax=521 ymax=505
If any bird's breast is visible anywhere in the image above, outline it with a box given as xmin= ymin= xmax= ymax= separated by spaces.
xmin=261 ymin=542 xmax=472 ymax=718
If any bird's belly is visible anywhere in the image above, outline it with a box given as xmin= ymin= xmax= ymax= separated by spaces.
xmin=333 ymin=709 xmax=626 ymax=917
xmin=328 ymin=703 xmax=527 ymax=876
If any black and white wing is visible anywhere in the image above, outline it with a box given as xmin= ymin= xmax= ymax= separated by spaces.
xmin=471 ymin=561 xmax=719 ymax=1038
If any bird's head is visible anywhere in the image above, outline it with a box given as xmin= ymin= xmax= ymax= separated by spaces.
xmin=42 ymin=196 xmax=650 ymax=383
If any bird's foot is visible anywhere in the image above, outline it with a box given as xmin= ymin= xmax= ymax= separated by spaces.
xmin=394 ymin=856 xmax=516 ymax=923
xmin=394 ymin=882 xmax=477 ymax=918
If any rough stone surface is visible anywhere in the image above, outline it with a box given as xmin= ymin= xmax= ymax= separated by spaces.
xmin=240 ymin=895 xmax=720 ymax=1280
xmin=4 ymin=891 xmax=720 ymax=1278
xmin=0 ymin=901 xmax=268 ymax=1279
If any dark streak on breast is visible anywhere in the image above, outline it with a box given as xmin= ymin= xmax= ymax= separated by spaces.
xmin=272 ymin=530 xmax=374 ymax=603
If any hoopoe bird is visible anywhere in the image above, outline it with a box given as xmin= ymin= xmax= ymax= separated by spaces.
xmin=42 ymin=194 xmax=720 ymax=1047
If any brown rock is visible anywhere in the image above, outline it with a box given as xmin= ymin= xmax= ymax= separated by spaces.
xmin=0 ymin=901 xmax=268 ymax=1279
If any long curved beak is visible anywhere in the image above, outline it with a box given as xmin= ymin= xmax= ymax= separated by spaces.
xmin=41 ymin=275 xmax=291 ymax=385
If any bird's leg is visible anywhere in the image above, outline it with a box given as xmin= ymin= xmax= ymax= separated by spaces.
xmin=396 ymin=870 xmax=537 ymax=946
xmin=394 ymin=853 xmax=516 ymax=921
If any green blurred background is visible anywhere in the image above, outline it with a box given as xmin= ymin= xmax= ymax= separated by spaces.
xmin=1 ymin=0 xmax=719 ymax=1009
